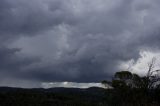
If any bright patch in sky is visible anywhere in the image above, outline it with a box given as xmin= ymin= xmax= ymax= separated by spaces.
xmin=119 ymin=50 xmax=160 ymax=76
xmin=41 ymin=82 xmax=108 ymax=89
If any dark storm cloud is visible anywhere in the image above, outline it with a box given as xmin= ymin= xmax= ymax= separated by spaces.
xmin=1 ymin=0 xmax=160 ymax=87
xmin=19 ymin=58 xmax=111 ymax=82
xmin=0 ymin=0 xmax=78 ymax=38
xmin=0 ymin=46 xmax=40 ymax=76
xmin=0 ymin=46 xmax=41 ymax=87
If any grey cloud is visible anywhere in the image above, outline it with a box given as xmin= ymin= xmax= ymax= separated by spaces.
xmin=0 ymin=46 xmax=40 ymax=85
xmin=0 ymin=0 xmax=75 ymax=38
xmin=0 ymin=0 xmax=160 ymax=87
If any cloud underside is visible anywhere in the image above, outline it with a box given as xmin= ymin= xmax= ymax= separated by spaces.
xmin=0 ymin=0 xmax=160 ymax=87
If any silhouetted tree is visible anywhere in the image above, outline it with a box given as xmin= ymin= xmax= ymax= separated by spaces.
xmin=101 ymin=80 xmax=112 ymax=88
xmin=106 ymin=57 xmax=160 ymax=90
xmin=145 ymin=57 xmax=160 ymax=89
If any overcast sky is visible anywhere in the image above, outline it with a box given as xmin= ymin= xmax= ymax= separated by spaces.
xmin=0 ymin=0 xmax=160 ymax=88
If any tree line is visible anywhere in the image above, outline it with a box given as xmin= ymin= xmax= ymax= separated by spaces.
xmin=101 ymin=58 xmax=160 ymax=106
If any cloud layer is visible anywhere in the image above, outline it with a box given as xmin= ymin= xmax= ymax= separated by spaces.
xmin=0 ymin=0 xmax=160 ymax=87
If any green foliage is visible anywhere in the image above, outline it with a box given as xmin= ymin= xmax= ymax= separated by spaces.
xmin=102 ymin=58 xmax=160 ymax=105
xmin=102 ymin=66 xmax=160 ymax=106
xmin=0 ymin=88 xmax=107 ymax=106
xmin=101 ymin=80 xmax=112 ymax=88
xmin=111 ymin=69 xmax=160 ymax=90
xmin=112 ymin=79 xmax=127 ymax=89
xmin=114 ymin=71 xmax=132 ymax=80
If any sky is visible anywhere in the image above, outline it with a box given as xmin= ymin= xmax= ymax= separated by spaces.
xmin=0 ymin=0 xmax=160 ymax=88
xmin=41 ymin=82 xmax=108 ymax=89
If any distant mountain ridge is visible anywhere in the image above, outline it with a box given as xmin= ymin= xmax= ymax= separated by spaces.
xmin=0 ymin=86 xmax=106 ymax=96
xmin=0 ymin=86 xmax=108 ymax=106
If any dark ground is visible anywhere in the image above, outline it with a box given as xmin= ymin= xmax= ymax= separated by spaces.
xmin=0 ymin=87 xmax=159 ymax=106
xmin=0 ymin=87 xmax=107 ymax=106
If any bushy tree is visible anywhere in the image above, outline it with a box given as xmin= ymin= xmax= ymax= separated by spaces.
xmin=103 ymin=58 xmax=160 ymax=90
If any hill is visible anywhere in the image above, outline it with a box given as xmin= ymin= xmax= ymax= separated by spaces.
xmin=0 ymin=87 xmax=107 ymax=106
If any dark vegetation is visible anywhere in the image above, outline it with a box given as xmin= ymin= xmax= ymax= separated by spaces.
xmin=0 ymin=58 xmax=160 ymax=106
xmin=101 ymin=58 xmax=160 ymax=106
xmin=0 ymin=87 xmax=107 ymax=106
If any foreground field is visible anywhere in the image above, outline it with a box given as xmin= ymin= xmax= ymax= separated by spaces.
xmin=0 ymin=87 xmax=160 ymax=106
